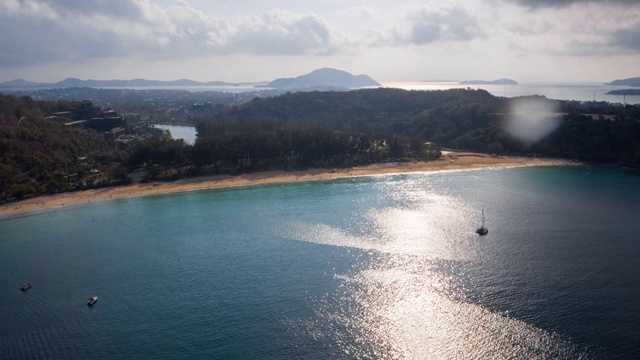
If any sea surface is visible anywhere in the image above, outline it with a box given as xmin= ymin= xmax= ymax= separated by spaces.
xmin=1 ymin=166 xmax=639 ymax=359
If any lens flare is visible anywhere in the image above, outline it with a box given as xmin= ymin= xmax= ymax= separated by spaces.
xmin=505 ymin=97 xmax=562 ymax=144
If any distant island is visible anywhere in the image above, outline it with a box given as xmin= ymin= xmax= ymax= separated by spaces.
xmin=605 ymin=77 xmax=640 ymax=87
xmin=606 ymin=89 xmax=640 ymax=95
xmin=459 ymin=78 xmax=518 ymax=85
xmin=266 ymin=68 xmax=380 ymax=89
xmin=0 ymin=68 xmax=380 ymax=90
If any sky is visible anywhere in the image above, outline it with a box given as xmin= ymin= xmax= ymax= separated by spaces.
xmin=0 ymin=0 xmax=639 ymax=84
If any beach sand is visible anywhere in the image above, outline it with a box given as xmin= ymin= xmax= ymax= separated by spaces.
xmin=0 ymin=152 xmax=575 ymax=219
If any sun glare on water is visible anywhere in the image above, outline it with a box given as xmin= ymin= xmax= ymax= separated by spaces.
xmin=278 ymin=176 xmax=586 ymax=359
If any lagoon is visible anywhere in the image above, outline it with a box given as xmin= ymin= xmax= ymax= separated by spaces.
xmin=153 ymin=124 xmax=197 ymax=145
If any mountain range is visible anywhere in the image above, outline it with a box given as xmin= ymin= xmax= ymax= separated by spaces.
xmin=0 ymin=68 xmax=380 ymax=90
xmin=4 ymin=73 xmax=640 ymax=90
xmin=0 ymin=78 xmax=242 ymax=89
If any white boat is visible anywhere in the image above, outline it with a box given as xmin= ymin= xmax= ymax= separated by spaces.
xmin=476 ymin=208 xmax=488 ymax=236
xmin=87 ymin=296 xmax=98 ymax=306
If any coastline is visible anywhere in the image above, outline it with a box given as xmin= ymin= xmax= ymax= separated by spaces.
xmin=0 ymin=152 xmax=575 ymax=219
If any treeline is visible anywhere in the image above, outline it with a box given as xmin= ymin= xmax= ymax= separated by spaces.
xmin=196 ymin=88 xmax=504 ymax=135
xmin=194 ymin=88 xmax=640 ymax=168
xmin=128 ymin=129 xmax=437 ymax=178
xmin=130 ymin=88 xmax=493 ymax=178
xmin=536 ymin=114 xmax=640 ymax=166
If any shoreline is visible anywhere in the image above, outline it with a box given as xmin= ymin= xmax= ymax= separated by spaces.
xmin=0 ymin=153 xmax=576 ymax=220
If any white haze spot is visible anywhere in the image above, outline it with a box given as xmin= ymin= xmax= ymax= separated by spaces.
xmin=505 ymin=98 xmax=562 ymax=144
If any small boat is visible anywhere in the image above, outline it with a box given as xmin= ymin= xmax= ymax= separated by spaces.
xmin=20 ymin=282 xmax=32 ymax=292
xmin=476 ymin=208 xmax=488 ymax=236
xmin=87 ymin=296 xmax=98 ymax=306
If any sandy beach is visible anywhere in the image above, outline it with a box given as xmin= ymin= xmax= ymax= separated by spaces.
xmin=0 ymin=152 xmax=575 ymax=219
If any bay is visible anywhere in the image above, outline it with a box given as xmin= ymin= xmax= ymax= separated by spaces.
xmin=1 ymin=166 xmax=639 ymax=359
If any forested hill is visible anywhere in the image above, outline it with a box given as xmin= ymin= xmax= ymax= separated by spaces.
xmin=197 ymin=88 xmax=505 ymax=135
xmin=0 ymin=93 xmax=126 ymax=199
xmin=197 ymin=88 xmax=640 ymax=167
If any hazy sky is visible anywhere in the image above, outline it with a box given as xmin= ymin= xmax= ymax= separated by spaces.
xmin=1 ymin=0 xmax=638 ymax=83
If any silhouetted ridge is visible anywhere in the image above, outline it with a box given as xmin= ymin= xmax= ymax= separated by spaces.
xmin=267 ymin=68 xmax=380 ymax=89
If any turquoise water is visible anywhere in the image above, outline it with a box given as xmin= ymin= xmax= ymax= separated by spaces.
xmin=1 ymin=166 xmax=639 ymax=359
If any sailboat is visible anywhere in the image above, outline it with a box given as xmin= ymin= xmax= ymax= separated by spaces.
xmin=476 ymin=208 xmax=488 ymax=235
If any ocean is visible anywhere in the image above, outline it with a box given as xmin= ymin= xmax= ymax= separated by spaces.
xmin=1 ymin=166 xmax=639 ymax=359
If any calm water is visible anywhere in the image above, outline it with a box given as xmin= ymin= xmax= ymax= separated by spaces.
xmin=1 ymin=166 xmax=639 ymax=359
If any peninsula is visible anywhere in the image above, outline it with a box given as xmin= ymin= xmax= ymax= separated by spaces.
xmin=605 ymin=77 xmax=640 ymax=87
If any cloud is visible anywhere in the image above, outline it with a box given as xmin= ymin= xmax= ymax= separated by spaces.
xmin=610 ymin=25 xmax=640 ymax=52
xmin=0 ymin=0 xmax=341 ymax=68
xmin=161 ymin=1 xmax=231 ymax=48
xmin=0 ymin=1 xmax=128 ymax=66
xmin=1 ymin=0 xmax=637 ymax=82
xmin=381 ymin=6 xmax=483 ymax=46
xmin=33 ymin=0 xmax=144 ymax=19
xmin=500 ymin=0 xmax=640 ymax=56
xmin=229 ymin=9 xmax=337 ymax=55
xmin=507 ymin=0 xmax=640 ymax=8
